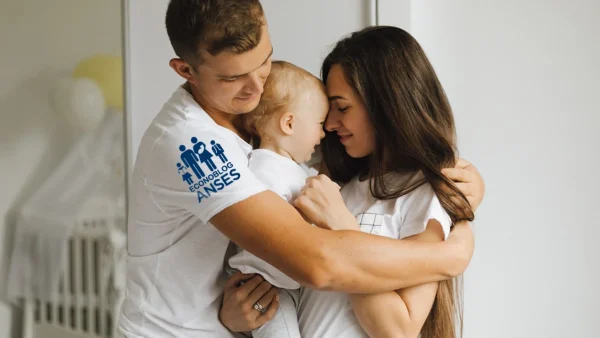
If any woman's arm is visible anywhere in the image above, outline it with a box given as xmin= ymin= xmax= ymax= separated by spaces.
xmin=350 ymin=220 xmax=446 ymax=338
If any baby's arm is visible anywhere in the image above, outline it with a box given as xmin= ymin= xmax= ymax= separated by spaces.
xmin=350 ymin=220 xmax=446 ymax=338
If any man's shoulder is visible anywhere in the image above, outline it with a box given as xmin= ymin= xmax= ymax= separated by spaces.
xmin=140 ymin=86 xmax=225 ymax=147
xmin=139 ymin=113 xmax=232 ymax=158
xmin=136 ymin=120 xmax=250 ymax=183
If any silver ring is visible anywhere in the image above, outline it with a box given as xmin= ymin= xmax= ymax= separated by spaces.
xmin=253 ymin=302 xmax=264 ymax=312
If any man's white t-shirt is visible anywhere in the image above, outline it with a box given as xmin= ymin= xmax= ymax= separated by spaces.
xmin=117 ymin=86 xmax=267 ymax=338
xmin=228 ymin=149 xmax=311 ymax=289
xmin=298 ymin=175 xmax=452 ymax=338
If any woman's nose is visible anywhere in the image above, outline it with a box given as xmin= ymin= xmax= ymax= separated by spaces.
xmin=325 ymin=112 xmax=339 ymax=132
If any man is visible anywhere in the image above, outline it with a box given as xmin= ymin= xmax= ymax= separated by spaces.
xmin=117 ymin=1 xmax=485 ymax=337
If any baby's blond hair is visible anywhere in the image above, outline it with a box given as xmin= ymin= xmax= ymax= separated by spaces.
xmin=243 ymin=61 xmax=325 ymax=141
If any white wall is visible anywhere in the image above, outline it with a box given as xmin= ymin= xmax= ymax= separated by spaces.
xmin=409 ymin=1 xmax=600 ymax=337
xmin=123 ymin=0 xmax=180 ymax=176
xmin=0 ymin=1 xmax=122 ymax=337
xmin=378 ymin=0 xmax=411 ymax=29
xmin=261 ymin=0 xmax=368 ymax=77
xmin=125 ymin=0 xmax=370 ymax=169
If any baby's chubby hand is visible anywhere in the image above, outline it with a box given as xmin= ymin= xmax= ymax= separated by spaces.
xmin=294 ymin=175 xmax=358 ymax=231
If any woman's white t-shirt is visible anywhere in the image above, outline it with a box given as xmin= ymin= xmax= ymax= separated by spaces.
xmin=298 ymin=174 xmax=452 ymax=338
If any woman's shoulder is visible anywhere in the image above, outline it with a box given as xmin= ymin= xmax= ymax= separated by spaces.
xmin=391 ymin=179 xmax=439 ymax=213
xmin=339 ymin=175 xmax=367 ymax=196
xmin=400 ymin=181 xmax=436 ymax=201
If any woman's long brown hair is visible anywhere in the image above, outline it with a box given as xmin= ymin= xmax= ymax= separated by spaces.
xmin=322 ymin=26 xmax=475 ymax=338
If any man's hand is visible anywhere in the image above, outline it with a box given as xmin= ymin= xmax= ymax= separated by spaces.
xmin=442 ymin=158 xmax=485 ymax=211
xmin=219 ymin=272 xmax=279 ymax=332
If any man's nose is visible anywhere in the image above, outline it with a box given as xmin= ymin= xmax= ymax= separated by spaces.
xmin=246 ymin=72 xmax=264 ymax=95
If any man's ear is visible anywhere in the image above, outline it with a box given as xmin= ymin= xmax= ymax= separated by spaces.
xmin=279 ymin=112 xmax=295 ymax=136
xmin=169 ymin=58 xmax=195 ymax=82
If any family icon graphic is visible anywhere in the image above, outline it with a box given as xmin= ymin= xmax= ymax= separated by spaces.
xmin=178 ymin=137 xmax=228 ymax=182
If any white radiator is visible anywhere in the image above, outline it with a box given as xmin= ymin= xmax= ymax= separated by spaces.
xmin=22 ymin=218 xmax=126 ymax=338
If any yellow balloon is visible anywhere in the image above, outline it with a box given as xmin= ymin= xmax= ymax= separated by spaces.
xmin=72 ymin=54 xmax=123 ymax=111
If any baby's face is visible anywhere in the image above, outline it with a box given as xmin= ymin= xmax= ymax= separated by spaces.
xmin=290 ymin=87 xmax=329 ymax=163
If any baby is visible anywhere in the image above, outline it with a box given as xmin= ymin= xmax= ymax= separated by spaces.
xmin=228 ymin=60 xmax=328 ymax=338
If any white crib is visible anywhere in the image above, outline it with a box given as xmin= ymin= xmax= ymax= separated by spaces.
xmin=21 ymin=217 xmax=126 ymax=338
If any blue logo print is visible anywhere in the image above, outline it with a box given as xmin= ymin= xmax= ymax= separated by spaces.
xmin=177 ymin=137 xmax=241 ymax=203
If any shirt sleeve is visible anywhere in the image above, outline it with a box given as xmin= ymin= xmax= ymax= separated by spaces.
xmin=142 ymin=124 xmax=267 ymax=224
xmin=394 ymin=183 xmax=452 ymax=240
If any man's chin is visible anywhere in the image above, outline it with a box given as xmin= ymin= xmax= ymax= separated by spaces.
xmin=233 ymin=99 xmax=260 ymax=114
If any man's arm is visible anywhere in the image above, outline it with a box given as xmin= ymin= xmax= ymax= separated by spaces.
xmin=148 ymin=127 xmax=480 ymax=294
xmin=211 ymin=190 xmax=473 ymax=294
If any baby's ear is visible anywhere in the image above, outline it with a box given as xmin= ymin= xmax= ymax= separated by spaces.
xmin=279 ymin=112 xmax=296 ymax=136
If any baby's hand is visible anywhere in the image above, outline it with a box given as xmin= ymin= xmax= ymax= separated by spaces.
xmin=294 ymin=175 xmax=358 ymax=231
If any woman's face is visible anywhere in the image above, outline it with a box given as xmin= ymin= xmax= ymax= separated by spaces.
xmin=324 ymin=64 xmax=376 ymax=158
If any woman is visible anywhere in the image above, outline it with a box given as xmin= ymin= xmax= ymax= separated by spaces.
xmin=221 ymin=26 xmax=481 ymax=337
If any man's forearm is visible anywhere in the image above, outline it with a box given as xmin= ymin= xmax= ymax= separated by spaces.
xmin=314 ymin=224 xmax=471 ymax=293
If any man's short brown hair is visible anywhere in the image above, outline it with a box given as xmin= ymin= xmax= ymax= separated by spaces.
xmin=165 ymin=0 xmax=265 ymax=64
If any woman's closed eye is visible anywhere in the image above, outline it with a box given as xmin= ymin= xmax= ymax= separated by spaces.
xmin=338 ymin=106 xmax=349 ymax=113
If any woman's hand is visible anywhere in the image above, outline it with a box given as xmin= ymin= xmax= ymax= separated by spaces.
xmin=442 ymin=158 xmax=486 ymax=211
xmin=219 ymin=272 xmax=280 ymax=333
xmin=294 ymin=175 xmax=358 ymax=230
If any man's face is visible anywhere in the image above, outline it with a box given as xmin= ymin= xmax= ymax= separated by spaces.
xmin=190 ymin=24 xmax=273 ymax=115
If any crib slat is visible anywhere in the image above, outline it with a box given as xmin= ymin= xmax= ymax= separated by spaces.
xmin=39 ymin=299 xmax=46 ymax=324
xmin=74 ymin=236 xmax=83 ymax=330
xmin=23 ymin=299 xmax=35 ymax=338
xmin=50 ymin=262 xmax=59 ymax=325
xmin=99 ymin=237 xmax=107 ymax=337
xmin=63 ymin=241 xmax=71 ymax=328
xmin=51 ymin=297 xmax=58 ymax=325
xmin=86 ymin=234 xmax=95 ymax=333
